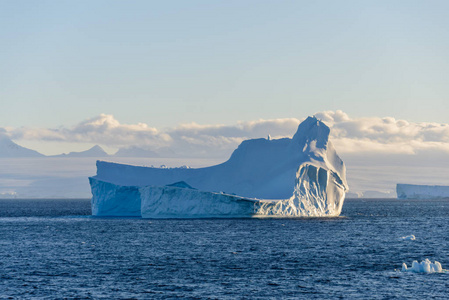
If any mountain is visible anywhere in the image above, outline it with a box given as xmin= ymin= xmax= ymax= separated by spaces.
xmin=0 ymin=135 xmax=44 ymax=158
xmin=55 ymin=145 xmax=109 ymax=158
xmin=114 ymin=146 xmax=159 ymax=157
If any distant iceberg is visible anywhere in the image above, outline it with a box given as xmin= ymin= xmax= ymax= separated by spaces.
xmin=400 ymin=235 xmax=416 ymax=241
xmin=397 ymin=184 xmax=449 ymax=199
xmin=89 ymin=116 xmax=348 ymax=218
xmin=402 ymin=259 xmax=444 ymax=273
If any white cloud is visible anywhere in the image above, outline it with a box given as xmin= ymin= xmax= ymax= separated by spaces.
xmin=8 ymin=114 xmax=172 ymax=148
xmin=315 ymin=110 xmax=449 ymax=154
xmin=169 ymin=118 xmax=300 ymax=138
xmin=165 ymin=118 xmax=301 ymax=157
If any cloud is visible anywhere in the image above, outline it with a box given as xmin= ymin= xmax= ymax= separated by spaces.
xmin=165 ymin=118 xmax=301 ymax=157
xmin=3 ymin=111 xmax=449 ymax=157
xmin=8 ymin=114 xmax=172 ymax=148
xmin=169 ymin=118 xmax=300 ymax=138
xmin=316 ymin=110 xmax=449 ymax=154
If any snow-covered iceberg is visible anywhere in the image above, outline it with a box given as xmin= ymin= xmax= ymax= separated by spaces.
xmin=397 ymin=184 xmax=449 ymax=199
xmin=401 ymin=259 xmax=444 ymax=273
xmin=89 ymin=116 xmax=348 ymax=218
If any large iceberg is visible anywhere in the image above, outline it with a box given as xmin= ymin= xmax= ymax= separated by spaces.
xmin=89 ymin=116 xmax=348 ymax=218
xmin=397 ymin=184 xmax=449 ymax=199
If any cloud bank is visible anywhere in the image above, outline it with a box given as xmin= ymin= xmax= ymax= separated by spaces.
xmin=315 ymin=110 xmax=449 ymax=155
xmin=4 ymin=111 xmax=449 ymax=157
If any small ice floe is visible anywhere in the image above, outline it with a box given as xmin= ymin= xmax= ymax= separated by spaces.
xmin=400 ymin=235 xmax=416 ymax=241
xmin=401 ymin=259 xmax=444 ymax=273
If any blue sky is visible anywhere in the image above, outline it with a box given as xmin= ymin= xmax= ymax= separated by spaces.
xmin=1 ymin=0 xmax=449 ymax=130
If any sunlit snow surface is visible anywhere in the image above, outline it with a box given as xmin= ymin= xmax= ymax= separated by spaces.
xmin=90 ymin=117 xmax=348 ymax=218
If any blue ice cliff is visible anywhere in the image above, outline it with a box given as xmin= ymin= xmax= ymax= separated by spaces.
xmin=397 ymin=184 xmax=449 ymax=199
xmin=89 ymin=116 xmax=348 ymax=218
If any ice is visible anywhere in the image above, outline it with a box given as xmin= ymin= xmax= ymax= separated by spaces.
xmin=401 ymin=259 xmax=444 ymax=273
xmin=140 ymin=186 xmax=256 ymax=219
xmin=138 ymin=163 xmax=345 ymax=218
xmin=89 ymin=116 xmax=348 ymax=218
xmin=397 ymin=184 xmax=449 ymax=199
xmin=89 ymin=178 xmax=141 ymax=217
xmin=400 ymin=235 xmax=416 ymax=241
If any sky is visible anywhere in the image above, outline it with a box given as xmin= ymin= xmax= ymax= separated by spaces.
xmin=1 ymin=0 xmax=449 ymax=134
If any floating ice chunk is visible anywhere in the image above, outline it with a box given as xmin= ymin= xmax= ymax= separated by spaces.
xmin=400 ymin=235 xmax=416 ymax=240
xmin=401 ymin=263 xmax=407 ymax=272
xmin=401 ymin=259 xmax=444 ymax=273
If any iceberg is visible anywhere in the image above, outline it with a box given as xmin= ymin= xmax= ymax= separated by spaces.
xmin=400 ymin=235 xmax=416 ymax=241
xmin=397 ymin=184 xmax=449 ymax=199
xmin=401 ymin=259 xmax=444 ymax=273
xmin=89 ymin=116 xmax=348 ymax=218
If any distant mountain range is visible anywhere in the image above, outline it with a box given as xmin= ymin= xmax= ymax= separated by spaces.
xmin=0 ymin=136 xmax=44 ymax=158
xmin=53 ymin=145 xmax=109 ymax=158
xmin=0 ymin=136 xmax=160 ymax=158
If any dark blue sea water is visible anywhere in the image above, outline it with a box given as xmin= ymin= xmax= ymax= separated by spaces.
xmin=1 ymin=198 xmax=449 ymax=299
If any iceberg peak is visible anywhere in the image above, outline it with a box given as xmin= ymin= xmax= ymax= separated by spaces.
xmin=291 ymin=116 xmax=330 ymax=150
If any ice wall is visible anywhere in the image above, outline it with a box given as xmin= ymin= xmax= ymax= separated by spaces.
xmin=90 ymin=116 xmax=348 ymax=218
xmin=256 ymin=164 xmax=346 ymax=217
xmin=89 ymin=178 xmax=141 ymax=216
xmin=140 ymin=186 xmax=256 ymax=219
xmin=397 ymin=184 xmax=449 ymax=199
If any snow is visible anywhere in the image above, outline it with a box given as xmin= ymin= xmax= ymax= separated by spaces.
xmin=397 ymin=184 xmax=449 ymax=199
xmin=401 ymin=259 xmax=444 ymax=273
xmin=89 ymin=116 xmax=348 ymax=218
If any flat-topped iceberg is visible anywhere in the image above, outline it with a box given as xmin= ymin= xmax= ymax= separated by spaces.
xmin=397 ymin=184 xmax=449 ymax=199
xmin=89 ymin=116 xmax=348 ymax=218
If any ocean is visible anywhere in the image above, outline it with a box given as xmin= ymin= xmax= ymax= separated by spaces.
xmin=1 ymin=198 xmax=448 ymax=299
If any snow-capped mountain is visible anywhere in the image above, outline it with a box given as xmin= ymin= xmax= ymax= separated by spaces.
xmin=0 ymin=135 xmax=44 ymax=158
